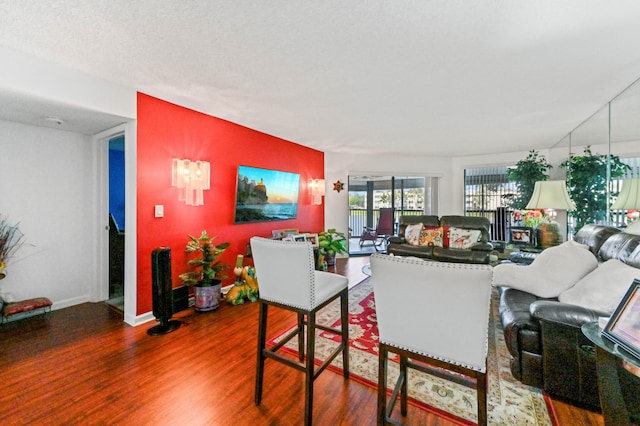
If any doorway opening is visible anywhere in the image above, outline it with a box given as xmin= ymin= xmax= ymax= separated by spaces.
xmin=107 ymin=135 xmax=125 ymax=311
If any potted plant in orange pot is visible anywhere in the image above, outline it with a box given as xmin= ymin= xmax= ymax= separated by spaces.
xmin=178 ymin=230 xmax=230 ymax=312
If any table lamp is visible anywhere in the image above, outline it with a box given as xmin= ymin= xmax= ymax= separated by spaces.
xmin=612 ymin=178 xmax=640 ymax=233
xmin=525 ymin=180 xmax=576 ymax=248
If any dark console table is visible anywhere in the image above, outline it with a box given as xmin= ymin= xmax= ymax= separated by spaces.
xmin=582 ymin=321 xmax=640 ymax=425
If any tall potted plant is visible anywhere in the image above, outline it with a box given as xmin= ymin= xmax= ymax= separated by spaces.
xmin=178 ymin=230 xmax=230 ymax=312
xmin=561 ymin=146 xmax=630 ymax=232
xmin=506 ymin=150 xmax=552 ymax=210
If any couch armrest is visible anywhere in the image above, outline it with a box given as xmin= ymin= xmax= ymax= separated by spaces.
xmin=500 ymin=308 xmax=541 ymax=356
xmin=388 ymin=236 xmax=406 ymax=244
xmin=471 ymin=242 xmax=493 ymax=251
xmin=530 ymin=300 xmax=607 ymax=328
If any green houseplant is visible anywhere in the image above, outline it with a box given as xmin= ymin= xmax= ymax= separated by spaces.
xmin=506 ymin=150 xmax=552 ymax=210
xmin=561 ymin=146 xmax=630 ymax=232
xmin=178 ymin=230 xmax=231 ymax=311
xmin=318 ymin=229 xmax=348 ymax=267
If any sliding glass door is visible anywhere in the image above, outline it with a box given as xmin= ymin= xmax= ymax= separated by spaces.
xmin=347 ymin=175 xmax=437 ymax=255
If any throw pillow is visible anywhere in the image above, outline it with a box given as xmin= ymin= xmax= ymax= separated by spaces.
xmin=419 ymin=226 xmax=443 ymax=247
xmin=405 ymin=222 xmax=423 ymax=246
xmin=559 ymin=259 xmax=640 ymax=314
xmin=447 ymin=227 xmax=482 ymax=249
xmin=492 ymin=240 xmax=598 ymax=298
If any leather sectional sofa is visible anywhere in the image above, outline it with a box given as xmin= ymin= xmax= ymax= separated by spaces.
xmin=387 ymin=215 xmax=493 ymax=264
xmin=498 ymin=224 xmax=640 ymax=411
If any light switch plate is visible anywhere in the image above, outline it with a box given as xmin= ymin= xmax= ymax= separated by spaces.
xmin=154 ymin=205 xmax=164 ymax=218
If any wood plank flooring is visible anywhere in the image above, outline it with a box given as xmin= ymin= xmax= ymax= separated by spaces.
xmin=0 ymin=256 xmax=603 ymax=425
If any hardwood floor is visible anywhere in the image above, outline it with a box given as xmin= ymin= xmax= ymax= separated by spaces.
xmin=0 ymin=256 xmax=603 ymax=425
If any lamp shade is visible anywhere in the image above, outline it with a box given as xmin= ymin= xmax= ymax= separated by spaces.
xmin=612 ymin=178 xmax=640 ymax=210
xmin=525 ymin=180 xmax=576 ymax=210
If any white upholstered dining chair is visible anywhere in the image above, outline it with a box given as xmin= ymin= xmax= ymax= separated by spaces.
xmin=370 ymin=253 xmax=493 ymax=425
xmin=250 ymin=236 xmax=349 ymax=426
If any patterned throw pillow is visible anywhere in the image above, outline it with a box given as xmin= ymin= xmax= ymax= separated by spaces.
xmin=405 ymin=222 xmax=423 ymax=246
xmin=447 ymin=227 xmax=482 ymax=249
xmin=418 ymin=226 xmax=443 ymax=247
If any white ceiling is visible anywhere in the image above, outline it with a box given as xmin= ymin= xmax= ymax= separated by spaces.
xmin=2 ymin=1 xmax=640 ymax=156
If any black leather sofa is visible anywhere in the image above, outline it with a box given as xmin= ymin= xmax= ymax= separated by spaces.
xmin=387 ymin=215 xmax=493 ymax=264
xmin=499 ymin=224 xmax=640 ymax=411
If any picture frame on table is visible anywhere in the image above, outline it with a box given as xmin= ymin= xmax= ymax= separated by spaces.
xmin=603 ymin=279 xmax=640 ymax=359
xmin=282 ymin=236 xmax=294 ymax=242
xmin=282 ymin=228 xmax=299 ymax=238
xmin=271 ymin=229 xmax=284 ymax=239
xmin=510 ymin=226 xmax=533 ymax=246
xmin=304 ymin=233 xmax=319 ymax=247
xmin=293 ymin=234 xmax=307 ymax=242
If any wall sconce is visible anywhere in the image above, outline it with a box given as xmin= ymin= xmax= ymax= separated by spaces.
xmin=171 ymin=158 xmax=210 ymax=206
xmin=309 ymin=178 xmax=325 ymax=205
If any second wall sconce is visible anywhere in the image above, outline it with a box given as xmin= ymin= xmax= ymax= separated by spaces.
xmin=171 ymin=158 xmax=210 ymax=206
xmin=309 ymin=178 xmax=325 ymax=205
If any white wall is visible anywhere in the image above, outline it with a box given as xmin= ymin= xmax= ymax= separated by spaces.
xmin=0 ymin=120 xmax=96 ymax=308
xmin=0 ymin=48 xmax=137 ymax=313
xmin=0 ymin=46 xmax=136 ymax=119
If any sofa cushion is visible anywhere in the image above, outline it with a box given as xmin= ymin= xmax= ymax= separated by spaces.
xmin=405 ymin=222 xmax=423 ymax=245
xmin=419 ymin=226 xmax=443 ymax=247
xmin=493 ymin=240 xmax=598 ymax=298
xmin=447 ymin=227 xmax=482 ymax=249
xmin=558 ymin=259 xmax=640 ymax=314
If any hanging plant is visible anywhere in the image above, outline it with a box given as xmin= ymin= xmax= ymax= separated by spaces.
xmin=506 ymin=150 xmax=552 ymax=210
xmin=561 ymin=146 xmax=630 ymax=231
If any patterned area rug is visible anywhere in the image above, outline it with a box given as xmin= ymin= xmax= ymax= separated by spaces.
xmin=271 ymin=278 xmax=557 ymax=425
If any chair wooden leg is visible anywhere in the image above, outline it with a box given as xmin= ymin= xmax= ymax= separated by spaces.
xmin=304 ymin=311 xmax=316 ymax=426
xmin=297 ymin=312 xmax=305 ymax=361
xmin=377 ymin=343 xmax=388 ymax=425
xmin=340 ymin=289 xmax=349 ymax=378
xmin=400 ymin=355 xmax=408 ymax=416
xmin=255 ymin=302 xmax=268 ymax=405
xmin=477 ymin=372 xmax=488 ymax=426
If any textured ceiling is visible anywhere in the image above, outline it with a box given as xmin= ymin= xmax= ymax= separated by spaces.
xmin=2 ymin=1 xmax=640 ymax=156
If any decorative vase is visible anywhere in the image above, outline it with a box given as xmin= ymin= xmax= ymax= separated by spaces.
xmin=325 ymin=253 xmax=336 ymax=266
xmin=194 ymin=280 xmax=222 ymax=312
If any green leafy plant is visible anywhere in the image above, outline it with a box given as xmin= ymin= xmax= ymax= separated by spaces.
xmin=318 ymin=229 xmax=348 ymax=258
xmin=561 ymin=146 xmax=630 ymax=232
xmin=178 ymin=230 xmax=231 ymax=286
xmin=506 ymin=150 xmax=552 ymax=210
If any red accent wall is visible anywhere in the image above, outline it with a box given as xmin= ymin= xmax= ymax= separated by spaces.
xmin=136 ymin=93 xmax=324 ymax=315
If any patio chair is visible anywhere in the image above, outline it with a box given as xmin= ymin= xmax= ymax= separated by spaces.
xmin=370 ymin=253 xmax=493 ymax=425
xmin=359 ymin=207 xmax=394 ymax=250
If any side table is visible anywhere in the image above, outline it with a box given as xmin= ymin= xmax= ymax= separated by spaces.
xmin=582 ymin=321 xmax=640 ymax=425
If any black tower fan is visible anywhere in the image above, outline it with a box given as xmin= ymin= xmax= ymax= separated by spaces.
xmin=147 ymin=247 xmax=181 ymax=335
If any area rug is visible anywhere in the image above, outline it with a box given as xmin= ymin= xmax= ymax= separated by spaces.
xmin=270 ymin=278 xmax=558 ymax=425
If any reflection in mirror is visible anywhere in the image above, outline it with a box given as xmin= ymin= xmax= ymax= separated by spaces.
xmin=557 ymin=76 xmax=640 ymax=232
xmin=611 ymin=77 xmax=640 ymax=227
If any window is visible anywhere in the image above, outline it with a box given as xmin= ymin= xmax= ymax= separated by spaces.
xmin=464 ymin=166 xmax=516 ymax=219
